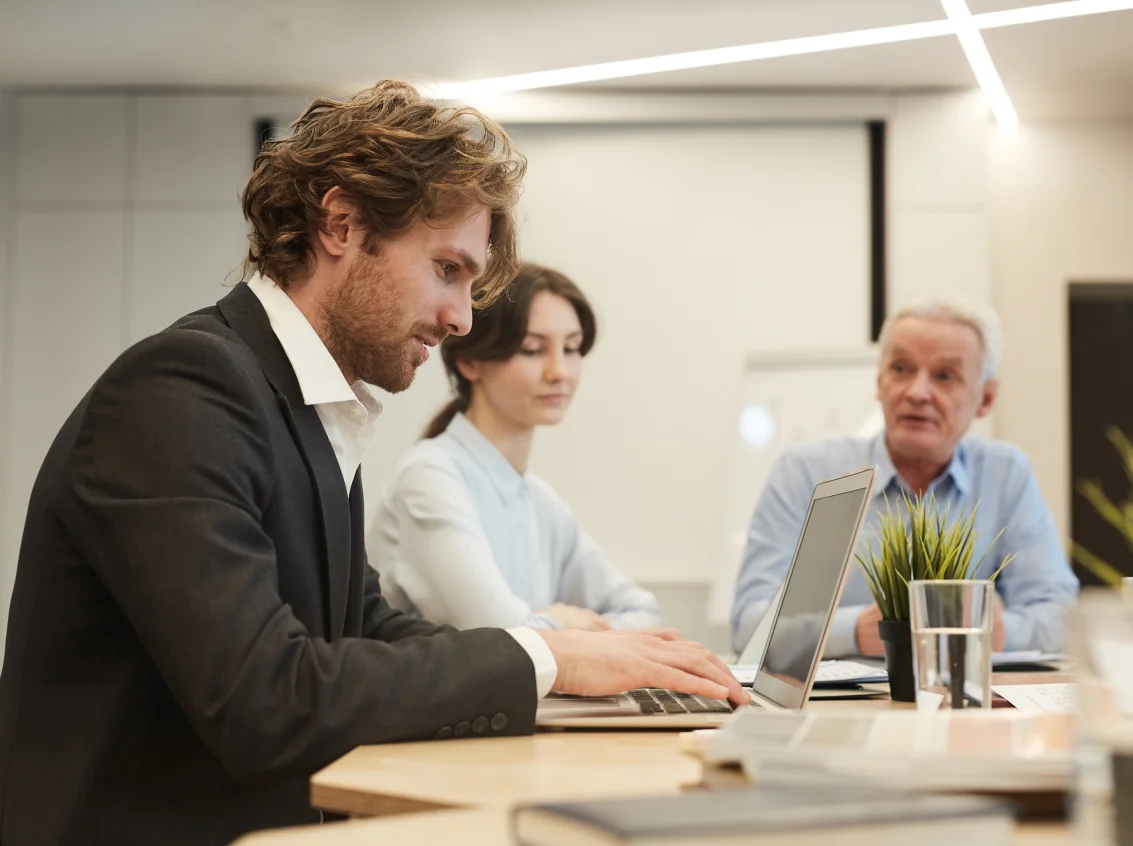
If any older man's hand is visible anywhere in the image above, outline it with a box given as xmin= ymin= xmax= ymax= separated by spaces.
xmin=856 ymin=596 xmax=1007 ymax=656
xmin=538 ymin=603 xmax=612 ymax=632
xmin=854 ymin=604 xmax=885 ymax=656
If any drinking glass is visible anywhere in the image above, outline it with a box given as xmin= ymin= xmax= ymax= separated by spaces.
xmin=909 ymin=580 xmax=995 ymax=711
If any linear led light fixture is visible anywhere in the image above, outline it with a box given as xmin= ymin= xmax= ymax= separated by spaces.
xmin=428 ymin=0 xmax=1133 ymax=103
xmin=431 ymin=19 xmax=957 ymax=99
xmin=942 ymin=0 xmax=1017 ymax=126
xmin=975 ymin=0 xmax=1133 ymax=28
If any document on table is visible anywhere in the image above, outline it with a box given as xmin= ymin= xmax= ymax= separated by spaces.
xmin=811 ymin=660 xmax=888 ymax=685
xmin=729 ymin=660 xmax=887 ymax=687
xmin=993 ymin=651 xmax=1066 ymax=668
xmin=992 ymin=682 xmax=1077 ymax=713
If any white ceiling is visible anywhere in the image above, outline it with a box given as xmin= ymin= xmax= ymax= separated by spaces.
xmin=1 ymin=0 xmax=1131 ymax=119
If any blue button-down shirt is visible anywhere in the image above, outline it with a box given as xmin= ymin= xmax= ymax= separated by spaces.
xmin=731 ymin=433 xmax=1079 ymax=656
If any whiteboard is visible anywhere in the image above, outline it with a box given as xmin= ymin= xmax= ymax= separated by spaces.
xmin=707 ymin=349 xmax=881 ymax=625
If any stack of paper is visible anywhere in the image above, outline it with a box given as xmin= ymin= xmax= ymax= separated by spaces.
xmin=698 ymin=708 xmax=1075 ymax=794
xmin=992 ymin=651 xmax=1067 ymax=670
xmin=811 ymin=660 xmax=889 ymax=686
xmin=729 ymin=660 xmax=887 ymax=687
xmin=730 ymin=653 xmax=1064 ymax=688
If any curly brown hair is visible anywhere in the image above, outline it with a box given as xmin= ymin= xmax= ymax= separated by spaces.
xmin=241 ymin=80 xmax=526 ymax=305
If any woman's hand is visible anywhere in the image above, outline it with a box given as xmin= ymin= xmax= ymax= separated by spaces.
xmin=538 ymin=603 xmax=612 ymax=631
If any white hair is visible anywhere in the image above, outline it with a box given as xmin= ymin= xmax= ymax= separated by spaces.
xmin=878 ymin=298 xmax=1005 ymax=384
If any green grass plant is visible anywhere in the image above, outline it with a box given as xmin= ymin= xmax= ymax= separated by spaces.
xmin=1071 ymin=426 xmax=1133 ymax=586
xmin=856 ymin=491 xmax=1015 ymax=622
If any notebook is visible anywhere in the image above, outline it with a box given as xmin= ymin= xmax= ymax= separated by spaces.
xmin=512 ymin=787 xmax=1012 ymax=846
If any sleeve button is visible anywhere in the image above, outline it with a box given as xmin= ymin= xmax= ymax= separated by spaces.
xmin=490 ymin=712 xmax=508 ymax=732
xmin=472 ymin=716 xmax=489 ymax=734
xmin=434 ymin=726 xmax=453 ymax=740
xmin=453 ymin=720 xmax=471 ymax=738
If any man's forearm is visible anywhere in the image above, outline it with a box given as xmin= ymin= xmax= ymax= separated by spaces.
xmin=825 ymin=605 xmax=869 ymax=657
xmin=1001 ymin=603 xmax=1069 ymax=653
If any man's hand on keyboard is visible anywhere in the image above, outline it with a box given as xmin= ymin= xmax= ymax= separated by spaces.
xmin=857 ymin=597 xmax=1007 ymax=655
xmin=538 ymin=629 xmax=749 ymax=708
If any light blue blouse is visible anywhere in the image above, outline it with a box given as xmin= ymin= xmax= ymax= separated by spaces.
xmin=371 ymin=413 xmax=662 ymax=630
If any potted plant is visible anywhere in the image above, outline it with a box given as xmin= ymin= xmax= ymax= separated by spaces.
xmin=856 ymin=492 xmax=1015 ymax=701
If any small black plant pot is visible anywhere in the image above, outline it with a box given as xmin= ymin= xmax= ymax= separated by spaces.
xmin=878 ymin=619 xmax=916 ymax=702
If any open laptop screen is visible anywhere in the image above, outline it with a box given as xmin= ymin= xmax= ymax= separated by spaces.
xmin=753 ymin=479 xmax=872 ymax=709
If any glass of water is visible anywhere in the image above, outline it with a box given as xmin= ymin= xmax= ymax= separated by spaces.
xmin=909 ymin=580 xmax=995 ymax=711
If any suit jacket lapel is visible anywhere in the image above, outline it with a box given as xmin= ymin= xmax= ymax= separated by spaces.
xmin=217 ymin=283 xmax=350 ymax=638
xmin=345 ymin=471 xmax=368 ymax=635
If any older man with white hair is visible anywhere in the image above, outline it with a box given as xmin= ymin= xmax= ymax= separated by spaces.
xmin=731 ymin=299 xmax=1078 ymax=658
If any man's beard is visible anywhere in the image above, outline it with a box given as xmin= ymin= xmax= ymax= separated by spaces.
xmin=318 ymin=251 xmax=445 ymax=393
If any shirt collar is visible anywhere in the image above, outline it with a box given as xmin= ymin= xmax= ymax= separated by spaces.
xmin=869 ymin=432 xmax=900 ymax=495
xmin=869 ymin=431 xmax=972 ymax=498
xmin=246 ymin=273 xmax=367 ymax=408
xmin=445 ymin=412 xmax=526 ymax=497
xmin=947 ymin=442 xmax=972 ymax=496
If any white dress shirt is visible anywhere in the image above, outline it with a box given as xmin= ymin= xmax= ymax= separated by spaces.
xmin=246 ymin=275 xmax=557 ymax=697
xmin=370 ymin=413 xmax=662 ymax=631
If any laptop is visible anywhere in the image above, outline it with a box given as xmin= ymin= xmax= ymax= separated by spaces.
xmin=536 ymin=467 xmax=877 ymax=728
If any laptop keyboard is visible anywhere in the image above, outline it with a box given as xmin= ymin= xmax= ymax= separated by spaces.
xmin=628 ymin=688 xmax=733 ymax=715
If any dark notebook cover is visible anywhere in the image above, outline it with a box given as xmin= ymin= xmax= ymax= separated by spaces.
xmin=514 ymin=787 xmax=1011 ymax=840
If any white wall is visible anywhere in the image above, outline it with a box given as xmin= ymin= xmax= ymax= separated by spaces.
xmin=0 ymin=94 xmax=254 ymax=661
xmin=889 ymin=91 xmax=993 ymax=311
xmin=992 ymin=123 xmax=1133 ymax=540
xmin=512 ymin=122 xmax=870 ymax=585
xmin=0 ymin=89 xmax=995 ymax=654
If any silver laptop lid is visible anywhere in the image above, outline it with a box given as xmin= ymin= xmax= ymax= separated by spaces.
xmin=751 ymin=467 xmax=876 ymax=711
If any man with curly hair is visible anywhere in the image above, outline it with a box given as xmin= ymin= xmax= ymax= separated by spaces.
xmin=0 ymin=81 xmax=745 ymax=846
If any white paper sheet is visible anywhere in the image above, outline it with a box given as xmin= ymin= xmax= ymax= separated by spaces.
xmin=729 ymin=659 xmax=888 ymax=686
xmin=992 ymin=682 xmax=1077 ymax=713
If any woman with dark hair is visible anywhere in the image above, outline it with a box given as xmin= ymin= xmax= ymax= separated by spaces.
xmin=371 ymin=264 xmax=661 ymax=631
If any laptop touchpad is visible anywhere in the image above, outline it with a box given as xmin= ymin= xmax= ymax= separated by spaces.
xmin=537 ymin=696 xmax=632 ymax=716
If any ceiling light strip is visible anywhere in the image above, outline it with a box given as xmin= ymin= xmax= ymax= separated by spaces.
xmin=430 ymin=0 xmax=1133 ymax=100
xmin=432 ymin=19 xmax=958 ymax=99
xmin=942 ymin=0 xmax=1018 ymax=126
xmin=972 ymin=0 xmax=1133 ymax=30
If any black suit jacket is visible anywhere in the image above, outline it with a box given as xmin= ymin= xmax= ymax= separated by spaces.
xmin=0 ymin=283 xmax=538 ymax=846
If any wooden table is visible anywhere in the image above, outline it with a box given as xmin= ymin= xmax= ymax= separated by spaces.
xmin=310 ymin=732 xmax=703 ymax=817
xmin=232 ymin=673 xmax=1077 ymax=844
xmin=309 ymin=673 xmax=1075 ymax=817
xmin=233 ymin=807 xmax=1070 ymax=845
